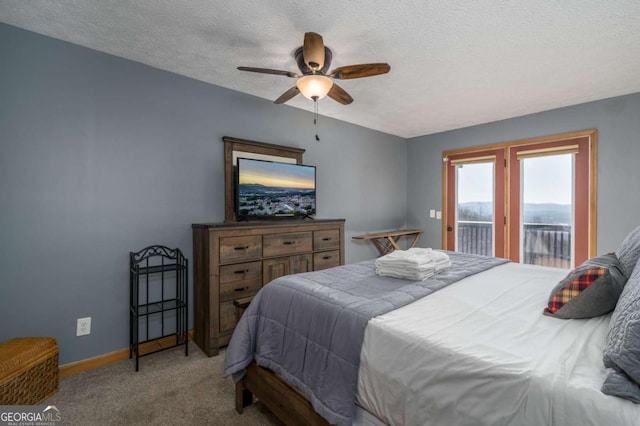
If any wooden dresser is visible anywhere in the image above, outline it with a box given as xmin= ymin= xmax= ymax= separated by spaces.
xmin=192 ymin=219 xmax=345 ymax=356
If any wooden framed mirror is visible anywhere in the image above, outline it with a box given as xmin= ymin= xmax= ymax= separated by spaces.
xmin=223 ymin=136 xmax=305 ymax=222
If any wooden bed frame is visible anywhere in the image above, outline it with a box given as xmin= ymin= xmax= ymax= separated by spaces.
xmin=236 ymin=361 xmax=330 ymax=425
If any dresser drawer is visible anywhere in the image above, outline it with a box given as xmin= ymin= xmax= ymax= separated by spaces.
xmin=219 ymin=261 xmax=262 ymax=284
xmin=263 ymin=254 xmax=313 ymax=285
xmin=219 ymin=235 xmax=262 ymax=263
xmin=219 ymin=301 xmax=237 ymax=334
xmin=314 ymin=250 xmax=341 ymax=271
xmin=314 ymin=229 xmax=340 ymax=250
xmin=220 ymin=277 xmax=262 ymax=302
xmin=263 ymin=232 xmax=312 ymax=257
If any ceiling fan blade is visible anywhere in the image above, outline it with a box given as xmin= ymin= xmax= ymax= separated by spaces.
xmin=329 ymin=63 xmax=391 ymax=79
xmin=303 ymin=32 xmax=325 ymax=71
xmin=237 ymin=66 xmax=299 ymax=78
xmin=327 ymin=83 xmax=353 ymax=105
xmin=274 ymin=86 xmax=300 ymax=104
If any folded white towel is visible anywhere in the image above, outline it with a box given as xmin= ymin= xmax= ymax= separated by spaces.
xmin=375 ymin=249 xmax=451 ymax=281
xmin=375 ymin=258 xmax=449 ymax=275
xmin=376 ymin=267 xmax=435 ymax=281
xmin=377 ymin=256 xmax=450 ymax=268
xmin=375 ymin=248 xmax=450 ymax=268
xmin=435 ymin=259 xmax=451 ymax=272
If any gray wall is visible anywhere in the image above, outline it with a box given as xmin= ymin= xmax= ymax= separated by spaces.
xmin=407 ymin=93 xmax=640 ymax=255
xmin=0 ymin=23 xmax=406 ymax=364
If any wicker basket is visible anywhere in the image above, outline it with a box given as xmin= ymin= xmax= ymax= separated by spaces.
xmin=0 ymin=337 xmax=59 ymax=405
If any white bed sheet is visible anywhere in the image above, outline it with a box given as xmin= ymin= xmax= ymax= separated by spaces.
xmin=354 ymin=404 xmax=388 ymax=426
xmin=356 ymin=262 xmax=639 ymax=426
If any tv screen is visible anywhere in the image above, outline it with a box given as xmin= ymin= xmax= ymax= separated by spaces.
xmin=236 ymin=158 xmax=316 ymax=218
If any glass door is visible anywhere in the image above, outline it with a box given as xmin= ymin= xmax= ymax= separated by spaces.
xmin=508 ymin=138 xmax=592 ymax=268
xmin=456 ymin=161 xmax=495 ymax=256
xmin=520 ymin=154 xmax=573 ymax=268
xmin=444 ymin=131 xmax=596 ymax=266
xmin=445 ymin=149 xmax=505 ymax=258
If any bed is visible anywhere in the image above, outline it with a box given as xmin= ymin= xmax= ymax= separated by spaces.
xmin=223 ymin=227 xmax=640 ymax=425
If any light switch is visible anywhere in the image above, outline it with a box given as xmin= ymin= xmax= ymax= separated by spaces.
xmin=436 ymin=211 xmax=442 ymax=220
xmin=429 ymin=209 xmax=436 ymax=218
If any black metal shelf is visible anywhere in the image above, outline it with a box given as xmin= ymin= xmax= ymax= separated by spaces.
xmin=131 ymin=263 xmax=188 ymax=275
xmin=130 ymin=298 xmax=187 ymax=316
xmin=129 ymin=245 xmax=188 ymax=371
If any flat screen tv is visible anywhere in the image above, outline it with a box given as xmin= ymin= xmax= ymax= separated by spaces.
xmin=236 ymin=157 xmax=316 ymax=218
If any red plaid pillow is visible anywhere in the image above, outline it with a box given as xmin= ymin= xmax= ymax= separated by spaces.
xmin=544 ymin=267 xmax=605 ymax=314
xmin=543 ymin=253 xmax=627 ymax=319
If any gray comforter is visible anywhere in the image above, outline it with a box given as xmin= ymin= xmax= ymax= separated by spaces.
xmin=223 ymin=251 xmax=509 ymax=425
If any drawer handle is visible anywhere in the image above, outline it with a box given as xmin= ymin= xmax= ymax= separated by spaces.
xmin=322 ymin=237 xmax=332 ymax=241
xmin=234 ymin=286 xmax=250 ymax=292
xmin=322 ymin=256 xmax=332 ymax=260
xmin=283 ymin=241 xmax=296 ymax=245
xmin=234 ymin=245 xmax=249 ymax=251
xmin=234 ymin=269 xmax=250 ymax=274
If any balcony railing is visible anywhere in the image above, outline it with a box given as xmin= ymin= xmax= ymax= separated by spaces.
xmin=457 ymin=221 xmax=571 ymax=268
xmin=522 ymin=223 xmax=571 ymax=268
xmin=457 ymin=221 xmax=493 ymax=257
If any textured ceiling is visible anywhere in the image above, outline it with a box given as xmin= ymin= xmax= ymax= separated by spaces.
xmin=1 ymin=0 xmax=640 ymax=138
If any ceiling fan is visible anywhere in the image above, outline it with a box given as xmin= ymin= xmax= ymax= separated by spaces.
xmin=237 ymin=32 xmax=390 ymax=105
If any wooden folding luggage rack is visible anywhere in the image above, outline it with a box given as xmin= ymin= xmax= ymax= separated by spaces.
xmin=352 ymin=228 xmax=424 ymax=256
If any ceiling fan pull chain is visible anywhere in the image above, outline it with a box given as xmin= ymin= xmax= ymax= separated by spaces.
xmin=314 ymin=97 xmax=320 ymax=141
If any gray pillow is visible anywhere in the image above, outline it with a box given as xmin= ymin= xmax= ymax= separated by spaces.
xmin=543 ymin=253 xmax=627 ymax=319
xmin=602 ymin=255 xmax=640 ymax=402
xmin=602 ymin=370 xmax=640 ymax=404
xmin=617 ymin=225 xmax=640 ymax=278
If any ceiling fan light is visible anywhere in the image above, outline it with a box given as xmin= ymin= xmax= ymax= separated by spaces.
xmin=296 ymin=75 xmax=333 ymax=100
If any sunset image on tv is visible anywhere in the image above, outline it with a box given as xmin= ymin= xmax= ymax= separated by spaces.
xmin=237 ymin=158 xmax=316 ymax=217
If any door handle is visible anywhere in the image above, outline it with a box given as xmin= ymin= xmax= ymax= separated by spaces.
xmin=447 ymin=226 xmax=453 ymax=232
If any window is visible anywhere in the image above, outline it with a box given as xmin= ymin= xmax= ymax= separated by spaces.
xmin=443 ymin=130 xmax=597 ymax=267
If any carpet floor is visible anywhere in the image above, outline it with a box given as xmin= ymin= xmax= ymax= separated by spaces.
xmin=45 ymin=343 xmax=281 ymax=425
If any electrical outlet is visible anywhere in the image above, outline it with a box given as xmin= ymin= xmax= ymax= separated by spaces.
xmin=76 ymin=317 xmax=91 ymax=336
